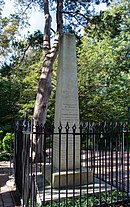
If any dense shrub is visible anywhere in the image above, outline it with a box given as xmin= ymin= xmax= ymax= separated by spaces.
xmin=2 ymin=132 xmax=14 ymax=153
xmin=0 ymin=152 xmax=11 ymax=161
xmin=0 ymin=132 xmax=14 ymax=161
xmin=0 ymin=130 xmax=3 ymax=150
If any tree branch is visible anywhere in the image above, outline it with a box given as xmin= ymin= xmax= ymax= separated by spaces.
xmin=43 ymin=0 xmax=51 ymax=54
xmin=56 ymin=0 xmax=63 ymax=35
xmin=62 ymin=10 xmax=90 ymax=21
xmin=51 ymin=28 xmax=56 ymax=34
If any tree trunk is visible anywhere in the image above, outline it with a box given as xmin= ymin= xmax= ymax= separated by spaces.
xmin=32 ymin=0 xmax=63 ymax=161
xmin=33 ymin=36 xmax=59 ymax=126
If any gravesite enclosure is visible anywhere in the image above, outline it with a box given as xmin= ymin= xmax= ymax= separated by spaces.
xmin=0 ymin=0 xmax=130 ymax=206
xmin=14 ymin=34 xmax=130 ymax=207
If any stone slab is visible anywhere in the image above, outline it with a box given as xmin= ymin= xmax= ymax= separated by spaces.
xmin=36 ymin=172 xmax=116 ymax=204
xmin=43 ymin=165 xmax=93 ymax=188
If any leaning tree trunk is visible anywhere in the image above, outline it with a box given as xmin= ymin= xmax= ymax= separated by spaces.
xmin=32 ymin=0 xmax=63 ymax=160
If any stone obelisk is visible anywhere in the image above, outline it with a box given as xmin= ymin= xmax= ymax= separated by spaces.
xmin=45 ymin=33 xmax=93 ymax=187
xmin=53 ymin=33 xmax=80 ymax=171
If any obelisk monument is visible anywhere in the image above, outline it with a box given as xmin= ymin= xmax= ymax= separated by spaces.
xmin=53 ymin=33 xmax=80 ymax=170
xmin=45 ymin=33 xmax=93 ymax=187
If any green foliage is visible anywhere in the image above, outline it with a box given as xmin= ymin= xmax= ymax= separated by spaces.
xmin=0 ymin=30 xmax=45 ymax=122
xmin=77 ymin=0 xmax=130 ymax=122
xmin=0 ymin=151 xmax=12 ymax=161
xmin=0 ymin=77 xmax=20 ymax=132
xmin=0 ymin=14 xmax=20 ymax=60
xmin=35 ymin=204 xmax=41 ymax=207
xmin=44 ymin=190 xmax=127 ymax=206
xmin=0 ymin=132 xmax=14 ymax=161
xmin=0 ymin=0 xmax=129 ymax=126
xmin=86 ymin=0 xmax=130 ymax=40
xmin=2 ymin=132 xmax=14 ymax=153
xmin=0 ymin=29 xmax=58 ymax=122
xmin=0 ymin=130 xmax=3 ymax=149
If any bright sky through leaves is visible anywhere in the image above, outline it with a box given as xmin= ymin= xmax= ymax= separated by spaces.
xmin=2 ymin=0 xmax=44 ymax=36
xmin=2 ymin=0 xmax=107 ymax=37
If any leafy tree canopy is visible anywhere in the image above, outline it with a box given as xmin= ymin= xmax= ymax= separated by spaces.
xmin=78 ymin=0 xmax=130 ymax=122
xmin=0 ymin=0 xmax=129 ymax=129
xmin=0 ymin=14 xmax=20 ymax=59
xmin=86 ymin=0 xmax=130 ymax=39
xmin=15 ymin=0 xmax=112 ymax=34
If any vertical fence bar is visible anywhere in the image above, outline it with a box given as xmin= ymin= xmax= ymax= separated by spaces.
xmin=22 ymin=127 xmax=25 ymax=206
xmin=30 ymin=121 xmax=34 ymax=207
xmin=92 ymin=123 xmax=96 ymax=205
xmin=35 ymin=123 xmax=39 ymax=180
xmin=126 ymin=124 xmax=130 ymax=200
xmin=96 ymin=124 xmax=99 ymax=182
xmin=42 ymin=124 xmax=46 ymax=206
xmin=15 ymin=122 xmax=23 ymax=199
xmin=104 ymin=123 xmax=108 ymax=205
xmin=51 ymin=125 xmax=54 ymax=207
xmin=58 ymin=123 xmax=62 ymax=207
xmin=98 ymin=123 xmax=102 ymax=205
xmin=115 ymin=123 xmax=119 ymax=203
xmin=118 ymin=123 xmax=121 ymax=202
xmin=110 ymin=124 xmax=113 ymax=205
xmin=30 ymin=125 xmax=35 ymax=207
xmin=35 ymin=123 xmax=40 ymax=206
xmin=121 ymin=124 xmax=125 ymax=201
xmin=86 ymin=123 xmax=89 ymax=206
xmin=79 ymin=124 xmax=83 ymax=207
xmin=65 ymin=123 xmax=69 ymax=207
xmin=39 ymin=124 xmax=43 ymax=172
xmin=119 ymin=123 xmax=122 ymax=201
xmin=72 ymin=124 xmax=76 ymax=207
xmin=31 ymin=174 xmax=36 ymax=207
xmin=107 ymin=123 xmax=110 ymax=204
xmin=27 ymin=133 xmax=30 ymax=206
xmin=108 ymin=124 xmax=111 ymax=189
xmin=91 ymin=123 xmax=95 ymax=205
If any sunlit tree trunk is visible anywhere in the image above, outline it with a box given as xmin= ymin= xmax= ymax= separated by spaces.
xmin=32 ymin=0 xmax=63 ymax=160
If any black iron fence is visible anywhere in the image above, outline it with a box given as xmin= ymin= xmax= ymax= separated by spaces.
xmin=14 ymin=121 xmax=130 ymax=207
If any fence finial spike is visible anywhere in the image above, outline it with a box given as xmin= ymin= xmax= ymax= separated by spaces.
xmin=80 ymin=122 xmax=83 ymax=128
xmin=58 ymin=122 xmax=62 ymax=130
xmin=72 ymin=123 xmax=76 ymax=130
xmin=22 ymin=119 xmax=27 ymax=129
xmin=65 ymin=122 xmax=70 ymax=130
xmin=16 ymin=121 xmax=19 ymax=129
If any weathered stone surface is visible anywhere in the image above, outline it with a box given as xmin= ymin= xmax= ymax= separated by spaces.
xmin=45 ymin=165 xmax=93 ymax=188
xmin=53 ymin=33 xmax=80 ymax=171
xmin=43 ymin=33 xmax=93 ymax=188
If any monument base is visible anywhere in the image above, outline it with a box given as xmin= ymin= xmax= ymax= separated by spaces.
xmin=42 ymin=165 xmax=93 ymax=188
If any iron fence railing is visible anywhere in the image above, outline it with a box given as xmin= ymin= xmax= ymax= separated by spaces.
xmin=14 ymin=121 xmax=130 ymax=207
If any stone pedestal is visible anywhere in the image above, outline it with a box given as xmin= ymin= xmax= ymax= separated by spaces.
xmin=45 ymin=166 xmax=93 ymax=188
xmin=44 ymin=33 xmax=93 ymax=187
